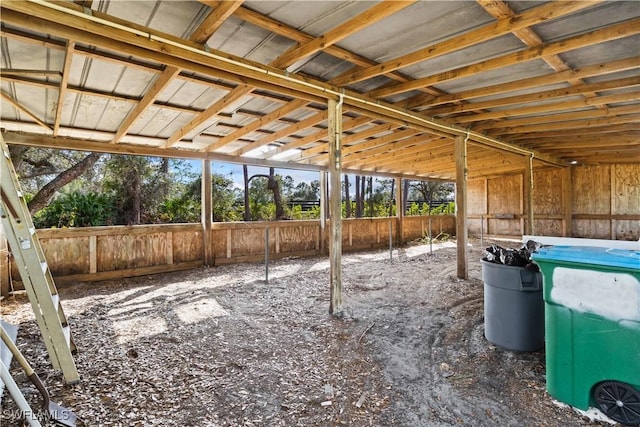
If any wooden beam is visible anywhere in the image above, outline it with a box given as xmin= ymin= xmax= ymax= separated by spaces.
xmin=190 ymin=1 xmax=243 ymax=44
xmin=205 ymin=99 xmax=307 ymax=152
xmin=271 ymin=1 xmax=415 ymax=69
xmin=165 ymin=84 xmax=250 ymax=148
xmin=524 ymin=156 xmax=534 ymax=235
xmin=454 ymin=92 xmax=640 ymax=123
xmin=53 ymin=40 xmax=75 ymax=136
xmin=455 ymin=135 xmax=468 ymax=279
xmin=233 ymin=3 xmax=420 ymax=86
xmin=411 ymin=56 xmax=640 ymax=110
xmin=371 ymin=18 xmax=640 ymax=98
xmin=429 ymin=76 xmax=640 ymax=116
xmin=335 ymin=1 xmax=597 ymax=86
xmin=328 ymin=98 xmax=343 ymax=316
xmin=113 ymin=66 xmax=180 ymax=144
xmin=562 ymin=166 xmax=573 ymax=237
xmin=0 ymin=89 xmax=52 ymax=131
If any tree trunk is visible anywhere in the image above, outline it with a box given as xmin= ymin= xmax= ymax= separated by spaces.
xmin=388 ymin=178 xmax=395 ymax=217
xmin=403 ymin=179 xmax=410 ymax=215
xmin=243 ymin=165 xmax=250 ymax=221
xmin=355 ymin=175 xmax=361 ymax=217
xmin=368 ymin=177 xmax=373 ymax=217
xmin=344 ymin=174 xmax=351 ymax=218
xmin=267 ymin=167 xmax=286 ymax=220
xmin=27 ymin=152 xmax=102 ymax=215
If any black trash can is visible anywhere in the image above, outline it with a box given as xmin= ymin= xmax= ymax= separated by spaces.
xmin=481 ymin=259 xmax=544 ymax=352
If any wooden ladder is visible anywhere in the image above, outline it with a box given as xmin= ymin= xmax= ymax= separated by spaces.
xmin=0 ymin=135 xmax=79 ymax=384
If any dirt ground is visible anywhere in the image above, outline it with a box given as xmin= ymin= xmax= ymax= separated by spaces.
xmin=0 ymin=238 xmax=620 ymax=426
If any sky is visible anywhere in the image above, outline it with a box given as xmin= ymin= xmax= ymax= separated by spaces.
xmin=186 ymin=159 xmax=320 ymax=189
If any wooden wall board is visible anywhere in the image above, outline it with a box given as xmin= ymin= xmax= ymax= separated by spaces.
xmin=615 ymin=220 xmax=640 ymax=241
xmin=230 ymin=227 xmax=266 ymax=257
xmin=487 ymin=174 xmax=522 ymax=235
xmin=211 ymin=229 xmax=227 ymax=259
xmin=534 ymin=168 xmax=563 ymax=215
xmin=278 ymin=224 xmax=317 ymax=252
xmin=533 ymin=219 xmax=563 ymax=237
xmin=613 ymin=164 xmax=640 ymax=215
xmin=41 ymin=236 xmax=90 ymax=276
xmin=573 ymin=219 xmax=612 ymax=239
xmin=468 ymin=179 xmax=487 ymax=215
xmin=573 ymin=165 xmax=611 ymax=215
xmin=172 ymin=230 xmax=203 ymax=263
xmin=97 ymin=232 xmax=168 ymax=271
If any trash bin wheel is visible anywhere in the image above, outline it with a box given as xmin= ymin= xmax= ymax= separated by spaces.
xmin=593 ymin=380 xmax=640 ymax=426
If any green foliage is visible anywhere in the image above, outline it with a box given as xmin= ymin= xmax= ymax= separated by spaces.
xmin=431 ymin=202 xmax=455 ymax=215
xmin=34 ymin=191 xmax=114 ymax=228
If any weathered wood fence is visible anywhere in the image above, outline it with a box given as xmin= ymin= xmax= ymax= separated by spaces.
xmin=1 ymin=215 xmax=455 ymax=295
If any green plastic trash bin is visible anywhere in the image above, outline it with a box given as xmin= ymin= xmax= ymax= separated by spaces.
xmin=532 ymin=246 xmax=640 ymax=426
xmin=481 ymin=260 xmax=544 ymax=352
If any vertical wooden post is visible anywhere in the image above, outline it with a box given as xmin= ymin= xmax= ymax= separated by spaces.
xmin=89 ymin=235 xmax=97 ymax=273
xmin=395 ymin=176 xmax=403 ymax=245
xmin=328 ymin=97 xmax=343 ymax=315
xmin=455 ymin=136 xmax=468 ymax=279
xmin=202 ymin=159 xmax=212 ymax=266
xmin=319 ymin=171 xmax=327 ymax=254
xmin=524 ymin=156 xmax=535 ymax=235
xmin=562 ymin=166 xmax=573 ymax=237
xmin=610 ymin=165 xmax=617 ymax=240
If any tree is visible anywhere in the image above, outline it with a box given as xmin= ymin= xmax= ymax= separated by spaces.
xmin=409 ymin=180 xmax=455 ymax=211
xmin=9 ymin=146 xmax=103 ymax=215
xmin=246 ymin=168 xmax=288 ymax=220
xmin=344 ymin=174 xmax=351 ymax=218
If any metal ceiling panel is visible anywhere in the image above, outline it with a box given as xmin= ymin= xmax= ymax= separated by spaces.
xmin=207 ymin=15 xmax=296 ymax=63
xmin=339 ymin=1 xmax=492 ymax=62
xmin=532 ymin=2 xmax=639 ymax=42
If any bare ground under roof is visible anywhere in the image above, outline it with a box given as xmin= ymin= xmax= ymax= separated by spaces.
xmin=1 ymin=238 xmax=614 ymax=426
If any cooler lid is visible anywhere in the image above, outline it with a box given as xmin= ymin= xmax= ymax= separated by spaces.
xmin=532 ymin=246 xmax=640 ymax=271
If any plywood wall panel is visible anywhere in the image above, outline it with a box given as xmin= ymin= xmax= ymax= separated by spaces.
xmin=534 ymin=219 xmax=562 ymax=237
xmin=573 ymin=165 xmax=610 ymax=214
xmin=230 ymin=227 xmax=265 ymax=257
xmin=534 ymin=168 xmax=563 ymax=215
xmin=613 ymin=164 xmax=640 ymax=215
xmin=468 ymin=179 xmax=487 ymax=215
xmin=573 ymin=220 xmax=611 ymax=239
xmin=41 ymin=237 xmax=90 ymax=276
xmin=211 ymin=229 xmax=227 ymax=259
xmin=173 ymin=230 xmax=202 ymax=263
xmin=279 ymin=224 xmax=317 ymax=252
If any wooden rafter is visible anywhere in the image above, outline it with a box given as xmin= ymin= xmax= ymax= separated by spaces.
xmin=333 ymin=1 xmax=598 ymax=86
xmin=191 ymin=1 xmax=243 ymax=44
xmin=112 ymin=66 xmax=181 ymax=144
xmin=53 ymin=39 xmax=75 ymax=136
xmin=0 ymin=89 xmax=52 ymax=131
xmin=271 ymin=1 xmax=415 ymax=69
xmin=370 ymin=18 xmax=640 ymax=99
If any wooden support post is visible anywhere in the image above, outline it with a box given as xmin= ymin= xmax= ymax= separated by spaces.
xmin=562 ymin=166 xmax=573 ymax=237
xmin=455 ymin=135 xmax=468 ymax=279
xmin=524 ymin=156 xmax=535 ymax=235
xmin=202 ymin=160 xmax=212 ymax=266
xmin=610 ymin=165 xmax=617 ymax=240
xmin=395 ymin=176 xmax=403 ymax=246
xmin=328 ymin=97 xmax=343 ymax=315
xmin=89 ymin=235 xmax=97 ymax=273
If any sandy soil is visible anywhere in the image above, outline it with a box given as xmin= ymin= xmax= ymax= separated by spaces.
xmin=0 ymin=238 xmax=618 ymax=426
